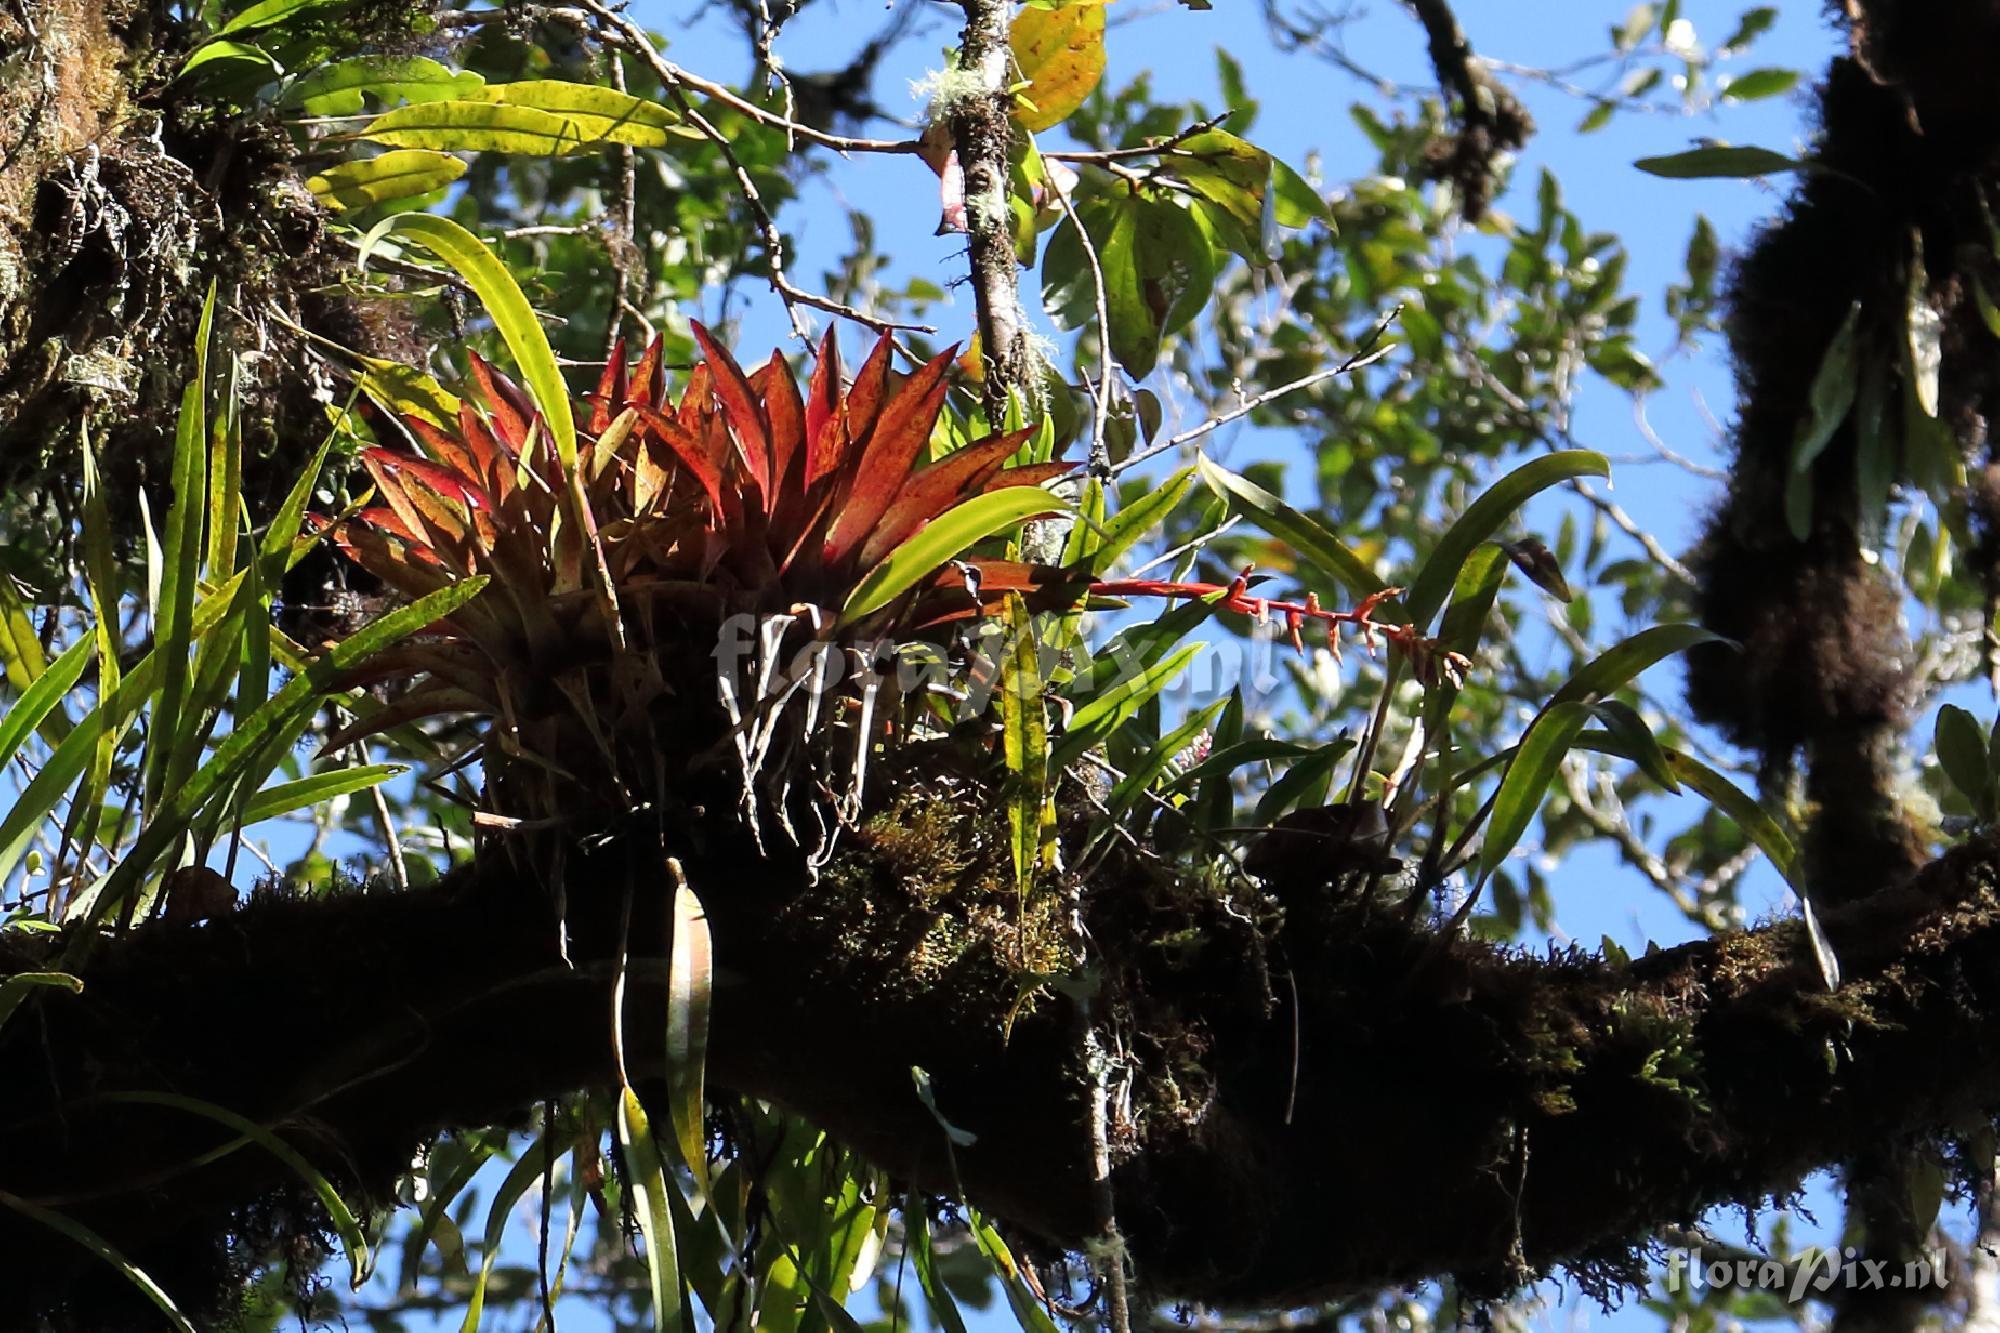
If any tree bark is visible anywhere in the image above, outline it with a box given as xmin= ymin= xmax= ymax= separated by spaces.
xmin=8 ymin=809 xmax=2000 ymax=1321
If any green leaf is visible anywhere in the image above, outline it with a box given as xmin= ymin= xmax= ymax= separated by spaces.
xmin=1404 ymin=452 xmax=1611 ymax=630
xmin=1479 ymin=701 xmax=1591 ymax=887
xmin=1549 ymin=623 xmax=1730 ymax=706
xmin=361 ymin=100 xmax=603 ymax=155
xmin=1097 ymin=698 xmax=1227 ymax=839
xmin=142 ymin=283 xmax=216 ymax=823
xmin=616 ymin=1089 xmax=685 ymax=1333
xmin=217 ymin=0 xmax=344 ymax=34
xmin=0 ymin=1189 xmax=199 ymax=1333
xmin=1634 ymin=146 xmax=1802 ymax=179
xmin=464 ymin=80 xmax=693 ymax=147
xmin=460 ymin=1125 xmax=557 ymax=1332
xmin=180 ymin=39 xmax=281 ymax=79
xmin=1196 ymin=454 xmax=1385 ymax=599
xmin=367 ymin=214 xmax=575 ymax=469
xmin=1001 ymin=594 xmax=1055 ymax=896
xmin=1088 ymin=466 xmax=1192 ymax=572
xmin=361 ymin=84 xmax=690 ymax=154
xmin=1252 ymin=736 xmax=1352 ymax=825
xmin=1936 ymin=704 xmax=1993 ymax=818
xmin=1052 ymin=643 xmax=1202 ymax=772
xmin=307 ymin=150 xmax=467 ymax=212
xmin=282 ymin=56 xmax=483 ymax=112
xmin=95 ymin=1091 xmax=371 ymax=1289
xmin=1721 ymin=68 xmax=1799 ymax=100
xmin=906 ymin=1196 xmax=969 ymax=1333
xmin=1907 ymin=229 xmax=1942 ymax=418
xmin=80 ymin=579 xmax=488 ymax=928
xmin=1588 ymin=700 xmax=1680 ymax=793
xmin=667 ymin=875 xmax=714 ymax=1198
xmin=841 ymin=486 xmax=1063 ymax=622
xmin=238 ymin=764 xmax=404 ymax=825
xmin=1790 ymin=301 xmax=1861 ymax=484
xmin=0 ymin=638 xmax=89 ymax=776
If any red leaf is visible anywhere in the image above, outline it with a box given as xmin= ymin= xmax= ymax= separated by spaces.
xmin=692 ymin=322 xmax=773 ymax=506
xmin=591 ymin=335 xmax=627 ymax=433
xmin=455 ymin=403 xmax=514 ymax=503
xmin=822 ymin=346 xmax=956 ymax=568
xmin=634 ymin=403 xmax=726 ymax=515
xmin=843 ymin=332 xmax=894 ymax=447
xmin=980 ymin=460 xmax=1075 ymax=492
xmin=804 ymin=326 xmax=841 ymax=464
xmin=853 ymin=426 xmax=1035 ymax=570
xmin=760 ymin=350 xmax=805 ymax=499
xmin=467 ymin=351 xmax=532 ymax=452
xmin=403 ymin=415 xmax=484 ymax=490
xmin=629 ymin=334 xmax=665 ymax=410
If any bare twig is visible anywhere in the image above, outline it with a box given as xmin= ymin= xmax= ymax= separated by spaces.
xmin=1044 ymin=113 xmax=1232 ymax=165
xmin=1112 ymin=307 xmax=1400 ymax=475
xmin=573 ymin=0 xmax=921 ymax=158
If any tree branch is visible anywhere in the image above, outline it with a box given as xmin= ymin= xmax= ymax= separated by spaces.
xmin=9 ymin=803 xmax=2000 ymax=1319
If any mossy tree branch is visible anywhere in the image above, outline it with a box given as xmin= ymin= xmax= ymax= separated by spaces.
xmin=8 ymin=807 xmax=2000 ymax=1320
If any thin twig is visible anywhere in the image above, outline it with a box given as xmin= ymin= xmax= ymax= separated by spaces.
xmin=1041 ymin=146 xmax=1115 ymax=479
xmin=1044 ymin=113 xmax=1231 ymax=165
xmin=1113 ymin=307 xmax=1401 ymax=475
xmin=574 ymin=0 xmax=921 ymax=157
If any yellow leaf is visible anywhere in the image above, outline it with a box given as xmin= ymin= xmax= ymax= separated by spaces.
xmin=1010 ymin=3 xmax=1106 ymax=133
xmin=307 ymin=149 xmax=466 ymax=212
xmin=466 ymin=80 xmax=699 ymax=148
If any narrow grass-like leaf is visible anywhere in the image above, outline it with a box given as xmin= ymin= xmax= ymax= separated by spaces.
xmin=666 ymin=876 xmax=714 ymax=1198
xmin=1001 ymin=594 xmax=1053 ymax=895
xmin=366 ymin=214 xmax=575 ymax=469
xmin=1588 ymin=700 xmax=1680 ymax=793
xmin=841 ymin=487 xmax=1062 ymax=622
xmin=84 ymin=579 xmax=487 ymax=927
xmin=1097 ymin=698 xmax=1226 ymax=840
xmin=0 ymin=1189 xmax=198 ymax=1332
xmin=239 ymin=764 xmax=404 ymax=825
xmin=1573 ymin=730 xmax=1800 ymax=888
xmin=1091 ymin=466 xmax=1196 ymax=574
xmin=96 ymin=1091 xmax=371 ymax=1288
xmin=1478 ymin=701 xmax=1591 ymax=887
xmin=1252 ymin=736 xmax=1352 ymax=824
xmin=143 ymin=284 xmax=217 ymax=820
xmin=616 ymin=1088 xmax=685 ymax=1333
xmin=966 ymin=1209 xmax=1062 ymax=1333
xmin=1197 ymin=454 xmax=1384 ymax=599
xmin=1548 ymin=623 xmax=1729 ymax=706
xmin=460 ymin=1125 xmax=556 ymax=1332
xmin=1052 ymin=643 xmax=1201 ymax=772
xmin=0 ymin=639 xmax=88 ymax=775
xmin=1404 ymin=452 xmax=1609 ymax=630
xmin=905 ymin=1195 xmax=969 ymax=1333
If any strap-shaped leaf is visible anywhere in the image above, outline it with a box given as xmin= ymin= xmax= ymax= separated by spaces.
xmin=368 ymin=214 xmax=576 ymax=470
xmin=616 ymin=1089 xmax=685 ymax=1333
xmin=0 ymin=1189 xmax=198 ymax=1332
xmin=1197 ymin=454 xmax=1385 ymax=599
xmin=1478 ymin=700 xmax=1591 ymax=887
xmin=307 ymin=150 xmax=465 ymax=212
xmin=841 ymin=486 xmax=1063 ymax=622
xmin=1403 ymin=451 xmax=1609 ymax=631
